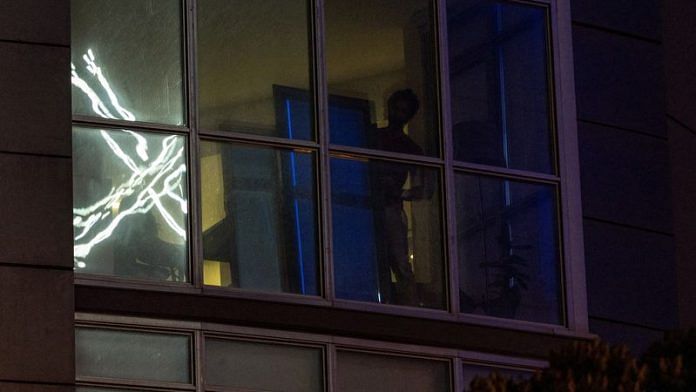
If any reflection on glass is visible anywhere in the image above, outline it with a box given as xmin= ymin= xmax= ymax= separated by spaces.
xmin=325 ymin=0 xmax=439 ymax=156
xmin=463 ymin=364 xmax=533 ymax=392
xmin=201 ymin=142 xmax=319 ymax=295
xmin=447 ymin=0 xmax=553 ymax=173
xmin=198 ymin=0 xmax=313 ymax=140
xmin=75 ymin=327 xmax=191 ymax=384
xmin=71 ymin=0 xmax=184 ymax=125
xmin=337 ymin=350 xmax=450 ymax=392
xmin=455 ymin=173 xmax=561 ymax=324
xmin=331 ymin=156 xmax=444 ymax=309
xmin=206 ymin=338 xmax=323 ymax=391
xmin=73 ymin=127 xmax=188 ymax=282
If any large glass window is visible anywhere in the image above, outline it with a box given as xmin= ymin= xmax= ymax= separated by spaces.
xmin=75 ymin=327 xmax=192 ymax=384
xmin=331 ymin=156 xmax=445 ymax=308
xmin=455 ymin=174 xmax=561 ymax=324
xmin=71 ymin=0 xmax=574 ymax=327
xmin=336 ymin=350 xmax=451 ymax=391
xmin=197 ymin=0 xmax=314 ymax=139
xmin=447 ymin=0 xmax=553 ymax=173
xmin=200 ymin=141 xmax=319 ymax=294
xmin=325 ymin=0 xmax=440 ymax=157
xmin=205 ymin=337 xmax=324 ymax=391
xmin=73 ymin=126 xmax=189 ymax=282
xmin=71 ymin=0 xmax=185 ymax=125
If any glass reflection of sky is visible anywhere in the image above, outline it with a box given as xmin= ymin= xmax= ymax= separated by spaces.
xmin=71 ymin=50 xmax=188 ymax=270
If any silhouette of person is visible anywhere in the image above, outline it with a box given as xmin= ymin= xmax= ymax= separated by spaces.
xmin=371 ymin=89 xmax=428 ymax=305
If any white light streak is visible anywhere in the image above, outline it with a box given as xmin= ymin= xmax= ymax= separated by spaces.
xmin=71 ymin=51 xmax=188 ymax=269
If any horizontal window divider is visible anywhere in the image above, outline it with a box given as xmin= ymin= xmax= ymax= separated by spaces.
xmin=75 ymin=377 xmax=196 ymax=391
xmin=518 ymin=0 xmax=553 ymax=7
xmin=332 ymin=337 xmax=460 ymax=359
xmin=328 ymin=144 xmax=445 ymax=166
xmin=198 ymin=128 xmax=320 ymax=150
xmin=72 ymin=115 xmax=190 ymax=134
xmin=75 ymin=276 xmax=201 ymax=295
xmin=76 ymin=312 xmax=203 ymax=331
xmin=332 ymin=298 xmax=454 ymax=321
xmin=454 ymin=312 xmax=589 ymax=338
xmin=452 ymin=161 xmax=560 ymax=184
xmin=201 ymin=285 xmax=330 ymax=307
xmin=204 ymin=331 xmax=329 ymax=349
xmin=459 ymin=354 xmax=547 ymax=371
xmin=201 ymin=322 xmax=334 ymax=344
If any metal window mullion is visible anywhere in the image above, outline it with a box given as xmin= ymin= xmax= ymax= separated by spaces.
xmin=435 ymin=0 xmax=460 ymax=315
xmin=195 ymin=330 xmax=205 ymax=392
xmin=549 ymin=0 xmax=588 ymax=333
xmin=326 ymin=342 xmax=337 ymax=392
xmin=314 ymin=0 xmax=335 ymax=303
xmin=186 ymin=0 xmax=204 ymax=289
xmin=328 ymin=143 xmax=445 ymax=166
xmin=452 ymin=357 xmax=464 ymax=392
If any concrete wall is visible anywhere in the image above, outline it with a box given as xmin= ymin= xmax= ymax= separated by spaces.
xmin=0 ymin=1 xmax=74 ymax=391
xmin=663 ymin=0 xmax=696 ymax=330
xmin=571 ymin=0 xmax=677 ymax=353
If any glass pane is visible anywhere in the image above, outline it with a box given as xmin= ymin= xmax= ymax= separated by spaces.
xmin=325 ymin=0 xmax=439 ymax=157
xmin=331 ymin=156 xmax=444 ymax=309
xmin=447 ymin=0 xmax=553 ymax=173
xmin=455 ymin=173 xmax=562 ymax=324
xmin=71 ymin=0 xmax=184 ymax=125
xmin=337 ymin=350 xmax=450 ymax=392
xmin=198 ymin=0 xmax=313 ymax=140
xmin=201 ymin=141 xmax=319 ymax=295
xmin=73 ymin=127 xmax=189 ymax=282
xmin=206 ymin=338 xmax=324 ymax=391
xmin=75 ymin=327 xmax=191 ymax=384
xmin=462 ymin=364 xmax=533 ymax=391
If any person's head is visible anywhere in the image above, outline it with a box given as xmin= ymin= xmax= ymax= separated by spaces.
xmin=387 ymin=89 xmax=420 ymax=127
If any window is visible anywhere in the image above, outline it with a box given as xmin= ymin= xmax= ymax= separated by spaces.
xmin=77 ymin=315 xmax=545 ymax=392
xmin=71 ymin=0 xmax=583 ymax=330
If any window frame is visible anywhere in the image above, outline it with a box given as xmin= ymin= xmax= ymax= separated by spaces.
xmin=71 ymin=0 xmax=588 ymax=335
xmin=75 ymin=313 xmax=548 ymax=392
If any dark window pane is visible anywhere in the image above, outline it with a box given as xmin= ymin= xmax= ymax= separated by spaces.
xmin=201 ymin=142 xmax=319 ymax=295
xmin=71 ymin=0 xmax=184 ymax=125
xmin=206 ymin=338 xmax=324 ymax=391
xmin=447 ymin=0 xmax=553 ymax=173
xmin=75 ymin=328 xmax=191 ymax=384
xmin=325 ymin=0 xmax=439 ymax=157
xmin=331 ymin=156 xmax=445 ymax=309
xmin=73 ymin=127 xmax=189 ymax=282
xmin=337 ymin=350 xmax=450 ymax=392
xmin=198 ymin=0 xmax=313 ymax=140
xmin=463 ymin=364 xmax=533 ymax=392
xmin=456 ymin=173 xmax=562 ymax=324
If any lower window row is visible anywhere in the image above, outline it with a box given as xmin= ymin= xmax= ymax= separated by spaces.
xmin=73 ymin=126 xmax=562 ymax=325
xmin=75 ymin=321 xmax=536 ymax=391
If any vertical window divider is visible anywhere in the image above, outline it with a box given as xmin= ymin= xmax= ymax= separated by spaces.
xmin=452 ymin=357 xmax=464 ymax=392
xmin=326 ymin=342 xmax=337 ymax=392
xmin=186 ymin=0 xmax=204 ymax=289
xmin=313 ymin=0 xmax=335 ymax=303
xmin=435 ymin=0 xmax=461 ymax=314
xmin=549 ymin=0 xmax=589 ymax=334
xmin=194 ymin=329 xmax=205 ymax=392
